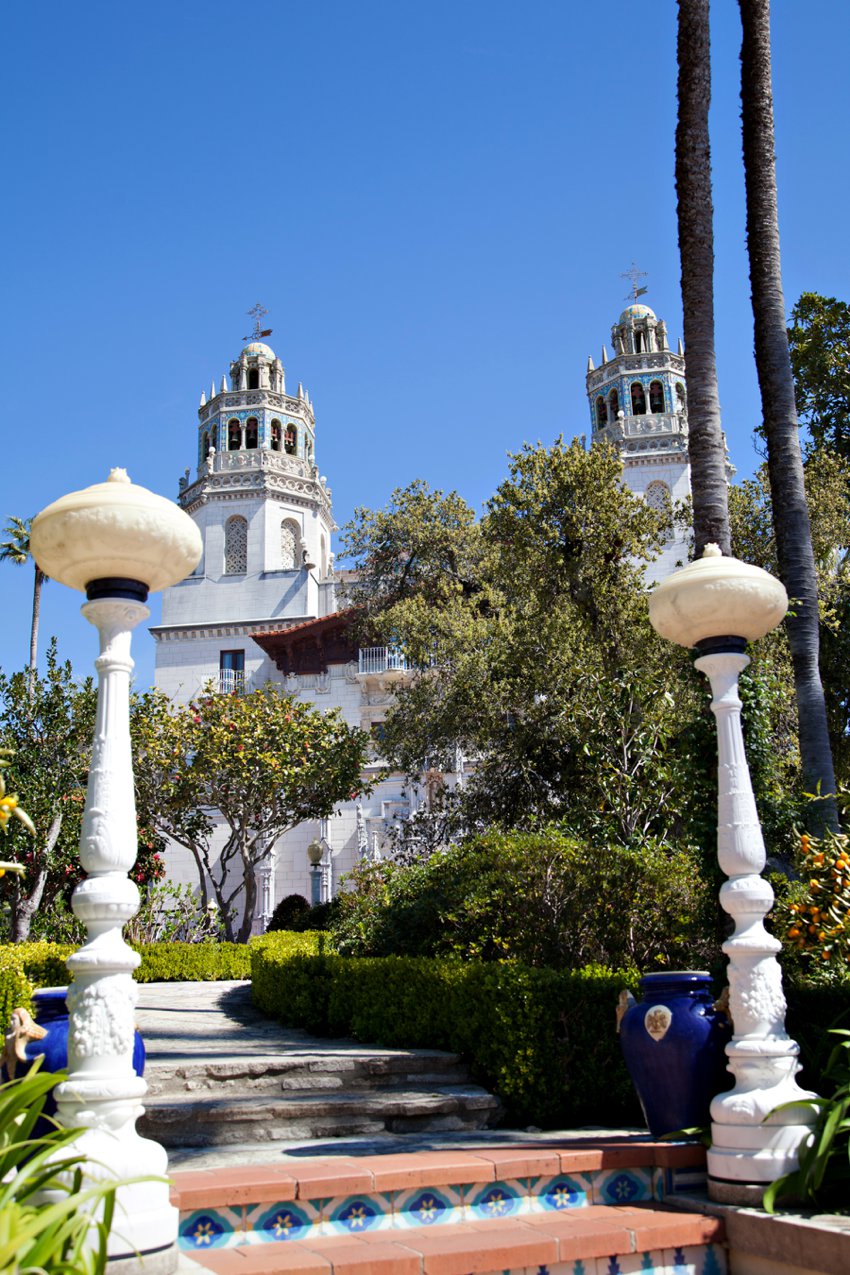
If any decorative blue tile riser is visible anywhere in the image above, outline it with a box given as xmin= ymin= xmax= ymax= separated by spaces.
xmin=473 ymin=1244 xmax=727 ymax=1274
xmin=178 ymin=1165 xmax=669 ymax=1251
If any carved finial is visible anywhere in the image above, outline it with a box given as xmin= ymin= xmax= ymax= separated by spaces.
xmin=703 ymin=543 xmax=723 ymax=558
xmin=220 ymin=375 xmax=228 ymax=394
xmin=200 ymin=390 xmax=206 ymax=407
xmin=587 ymin=355 xmax=594 ymax=372
xmin=108 ymin=468 xmax=131 ymax=484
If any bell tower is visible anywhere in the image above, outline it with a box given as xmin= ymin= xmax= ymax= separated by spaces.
xmin=585 ymin=299 xmax=691 ymax=581
xmin=153 ymin=316 xmax=336 ymax=701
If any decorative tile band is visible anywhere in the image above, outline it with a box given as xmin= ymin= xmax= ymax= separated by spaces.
xmin=176 ymin=1165 xmax=707 ymax=1254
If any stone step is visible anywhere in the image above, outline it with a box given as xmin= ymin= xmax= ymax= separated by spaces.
xmin=145 ymin=1052 xmax=470 ymax=1099
xmin=170 ymin=1139 xmax=723 ymax=1274
xmin=142 ymin=1087 xmax=501 ymax=1147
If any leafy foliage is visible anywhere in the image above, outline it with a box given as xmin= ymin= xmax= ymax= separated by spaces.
xmin=331 ymin=829 xmax=718 ymax=971
xmin=343 ymin=441 xmax=723 ymax=846
xmin=0 ymin=1062 xmax=120 ymax=1273
xmin=764 ymin=1029 xmax=850 ymax=1212
xmin=776 ymin=829 xmax=850 ymax=970
xmin=124 ymin=881 xmax=227 ymax=945
xmin=132 ymin=685 xmax=370 ymax=942
xmin=788 ymin=292 xmax=850 ymax=460
xmin=0 ymin=645 xmax=165 ymax=942
xmin=251 ymin=943 xmax=641 ymax=1128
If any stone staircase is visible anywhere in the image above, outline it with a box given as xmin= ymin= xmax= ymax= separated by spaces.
xmin=136 ymin=980 xmax=499 ymax=1148
xmin=170 ymin=1136 xmax=726 ymax=1274
xmin=141 ymin=1051 xmax=500 ymax=1146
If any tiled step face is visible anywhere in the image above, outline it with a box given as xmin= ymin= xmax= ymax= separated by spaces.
xmin=171 ymin=1143 xmax=710 ymax=1256
xmin=182 ymin=1214 xmax=726 ymax=1275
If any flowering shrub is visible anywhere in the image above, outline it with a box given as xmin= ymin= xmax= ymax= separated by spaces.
xmin=780 ymin=829 xmax=850 ymax=968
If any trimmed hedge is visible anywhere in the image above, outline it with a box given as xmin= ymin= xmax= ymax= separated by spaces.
xmin=251 ymin=946 xmax=642 ymax=1128
xmin=0 ymin=933 xmax=326 ymax=1025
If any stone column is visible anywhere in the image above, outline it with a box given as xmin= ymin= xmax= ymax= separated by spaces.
xmin=649 ymin=545 xmax=817 ymax=1203
xmin=696 ymin=646 xmax=816 ymax=1202
xmin=54 ymin=595 xmax=177 ymax=1261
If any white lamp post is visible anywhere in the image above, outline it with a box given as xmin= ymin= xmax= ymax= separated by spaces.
xmin=30 ymin=469 xmax=201 ymax=1268
xmin=649 ymin=544 xmax=817 ymax=1204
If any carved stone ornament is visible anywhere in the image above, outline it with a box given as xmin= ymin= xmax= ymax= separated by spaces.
xmin=66 ymin=978 xmax=136 ymax=1059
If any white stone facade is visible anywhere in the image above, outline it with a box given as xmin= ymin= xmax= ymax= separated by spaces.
xmin=152 ymin=337 xmax=416 ymax=932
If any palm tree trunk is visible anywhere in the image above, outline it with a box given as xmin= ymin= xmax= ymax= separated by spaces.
xmin=675 ymin=0 xmax=731 ymax=557
xmin=739 ymin=0 xmax=839 ymax=835
xmin=27 ymin=567 xmax=43 ymax=701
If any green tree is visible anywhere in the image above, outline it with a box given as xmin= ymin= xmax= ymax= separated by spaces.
xmin=0 ymin=517 xmax=47 ymax=700
xmin=344 ymin=440 xmax=718 ymax=847
xmin=0 ymin=647 xmax=169 ymax=943
xmin=0 ymin=644 xmax=95 ymax=940
xmin=134 ymin=685 xmax=370 ymax=942
xmin=730 ymin=453 xmax=850 ymax=789
xmin=738 ymin=0 xmax=839 ymax=834
xmin=788 ymin=293 xmax=850 ymax=459
xmin=675 ymin=0 xmax=732 ymax=556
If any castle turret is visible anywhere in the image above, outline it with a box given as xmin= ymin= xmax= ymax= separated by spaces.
xmin=586 ymin=301 xmax=691 ymax=581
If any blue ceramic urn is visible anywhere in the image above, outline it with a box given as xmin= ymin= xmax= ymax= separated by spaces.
xmin=619 ymin=971 xmax=732 ymax=1138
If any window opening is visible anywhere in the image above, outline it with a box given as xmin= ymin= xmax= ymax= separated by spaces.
xmin=245 ymin=417 xmax=258 ymax=449
xmin=219 ymin=649 xmax=245 ymax=694
xmin=280 ymin=520 xmax=299 ymax=570
xmin=247 ymin=369 xmax=259 ymax=390
xmin=675 ymin=382 xmax=686 ymax=412
xmin=224 ymin=516 xmax=248 ymax=574
xmin=228 ymin=419 xmax=241 ymax=450
xmin=284 ymin=425 xmax=297 ymax=455
xmin=270 ymin=420 xmax=282 ymax=451
xmin=595 ymin=397 xmax=607 ymax=428
xmin=608 ymin=388 xmax=619 ymax=418
xmin=631 ymin=382 xmax=647 ymax=415
xmin=649 ymin=381 xmax=665 ymax=413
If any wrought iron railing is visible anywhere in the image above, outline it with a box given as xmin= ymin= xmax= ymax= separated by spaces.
xmin=358 ymin=647 xmax=410 ymax=675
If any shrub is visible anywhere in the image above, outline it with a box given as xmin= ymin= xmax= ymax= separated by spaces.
xmin=775 ymin=828 xmax=850 ymax=970
xmin=331 ymin=828 xmax=717 ymax=970
xmin=252 ymin=943 xmax=641 ymax=1127
xmin=267 ymin=893 xmax=311 ymax=932
xmin=0 ymin=942 xmax=75 ymax=1029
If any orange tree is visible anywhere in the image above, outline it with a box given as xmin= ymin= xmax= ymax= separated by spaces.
xmin=134 ymin=686 xmax=370 ymax=942
xmin=779 ymin=829 xmax=850 ymax=971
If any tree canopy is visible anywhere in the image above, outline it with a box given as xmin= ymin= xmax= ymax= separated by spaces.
xmin=133 ymin=685 xmax=370 ymax=941
xmin=788 ymin=292 xmax=850 ymax=461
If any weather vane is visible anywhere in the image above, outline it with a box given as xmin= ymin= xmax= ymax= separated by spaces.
xmin=621 ymin=263 xmax=648 ymax=303
xmin=243 ymin=303 xmax=273 ymax=342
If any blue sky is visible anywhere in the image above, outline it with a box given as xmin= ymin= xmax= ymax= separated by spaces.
xmin=3 ymin=1 xmax=849 ymax=689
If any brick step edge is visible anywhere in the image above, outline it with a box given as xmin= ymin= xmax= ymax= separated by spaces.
xmin=179 ymin=1206 xmax=726 ymax=1275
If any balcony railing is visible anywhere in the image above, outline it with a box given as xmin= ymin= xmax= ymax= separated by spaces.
xmin=358 ymin=647 xmax=410 ymax=675
xmin=219 ymin=668 xmax=246 ymax=695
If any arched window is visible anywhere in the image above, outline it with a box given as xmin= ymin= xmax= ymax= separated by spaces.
xmin=284 ymin=424 xmax=297 ymax=455
xmin=631 ymin=382 xmax=647 ymax=415
xmin=649 ymin=380 xmax=665 ymax=413
xmin=201 ymin=431 xmax=209 ymax=460
xmin=595 ymin=396 xmax=607 ymax=428
xmin=280 ymin=519 xmax=300 ymax=570
xmin=320 ymin=534 xmax=328 ymax=577
xmin=645 ymin=480 xmax=672 ymax=537
xmin=634 ymin=330 xmax=645 ymax=353
xmin=224 ymin=516 xmax=248 ymax=574
xmin=228 ymin=419 xmax=241 ymax=450
xmin=245 ymin=418 xmax=258 ymax=449
xmin=270 ymin=420 xmax=282 ymax=451
xmin=675 ymin=382 xmax=686 ymax=412
xmin=608 ymin=388 xmax=619 ymax=419
xmin=645 ymin=480 xmax=670 ymax=513
xmin=247 ymin=368 xmax=259 ymax=390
